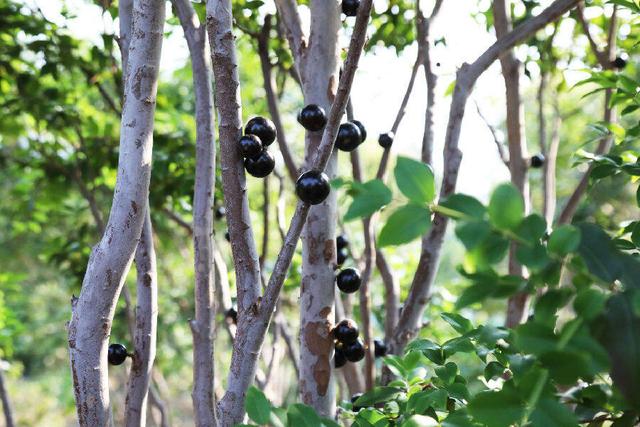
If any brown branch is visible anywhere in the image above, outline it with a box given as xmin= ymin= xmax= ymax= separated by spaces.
xmin=390 ymin=0 xmax=581 ymax=354
xmin=0 ymin=366 xmax=15 ymax=427
xmin=260 ymin=175 xmax=270 ymax=270
xmin=575 ymin=2 xmax=610 ymax=67
xmin=474 ymin=100 xmax=509 ymax=167
xmin=274 ymin=0 xmax=307 ymax=80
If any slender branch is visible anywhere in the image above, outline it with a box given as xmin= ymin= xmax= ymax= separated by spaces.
xmin=260 ymin=175 xmax=270 ymax=270
xmin=0 ymin=366 xmax=15 ymax=427
xmin=390 ymin=0 xmax=581 ymax=355
xmin=148 ymin=385 xmax=170 ymax=427
xmin=474 ymin=100 xmax=509 ymax=167
xmin=125 ymin=210 xmax=158 ymax=427
xmin=258 ymin=15 xmax=299 ymax=182
xmin=161 ymin=207 xmax=193 ymax=235
xmin=67 ymin=1 xmax=165 ymax=424
xmin=274 ymin=0 xmax=307 ymax=80
xmin=575 ymin=2 xmax=610 ymax=67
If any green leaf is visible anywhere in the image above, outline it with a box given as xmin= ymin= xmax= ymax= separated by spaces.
xmin=406 ymin=339 xmax=445 ymax=365
xmin=455 ymin=220 xmax=491 ymax=250
xmin=435 ymin=362 xmax=458 ymax=385
xmin=401 ymin=415 xmax=439 ymax=427
xmin=394 ymin=156 xmax=435 ymax=204
xmin=286 ymin=404 xmax=323 ymax=427
xmin=540 ymin=350 xmax=592 ymax=385
xmin=442 ymin=337 xmax=475 ymax=358
xmin=514 ymin=322 xmax=557 ymax=355
xmin=344 ymin=179 xmax=392 ymax=221
xmin=407 ymin=388 xmax=448 ymax=414
xmin=378 ymin=204 xmax=431 ymax=247
xmin=246 ymin=386 xmax=271 ymax=425
xmin=467 ymin=391 xmax=525 ymax=427
xmin=573 ymin=288 xmax=607 ymax=321
xmin=515 ymin=214 xmax=547 ymax=242
xmin=488 ymin=183 xmax=524 ymax=231
xmin=548 ymin=225 xmax=581 ymax=256
xmin=484 ymin=361 xmax=505 ymax=381
xmin=353 ymin=387 xmax=404 ymax=407
xmin=382 ymin=355 xmax=407 ymax=378
xmin=441 ymin=312 xmax=473 ymax=335
xmin=530 ymin=398 xmax=579 ymax=427
xmin=438 ymin=194 xmax=486 ymax=219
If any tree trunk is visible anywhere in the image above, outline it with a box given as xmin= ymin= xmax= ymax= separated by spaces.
xmin=67 ymin=0 xmax=165 ymax=425
xmin=0 ymin=368 xmax=15 ymax=427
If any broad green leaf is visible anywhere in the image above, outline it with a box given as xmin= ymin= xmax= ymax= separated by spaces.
xmin=441 ymin=312 xmax=473 ymax=335
xmin=344 ymin=179 xmax=392 ymax=221
xmin=401 ymin=415 xmax=438 ymax=427
xmin=353 ymin=387 xmax=404 ymax=407
xmin=407 ymin=388 xmax=448 ymax=413
xmin=442 ymin=337 xmax=475 ymax=358
xmin=378 ymin=204 xmax=431 ymax=247
xmin=515 ymin=214 xmax=547 ymax=242
xmin=394 ymin=156 xmax=435 ymax=204
xmin=548 ymin=225 xmax=581 ymax=256
xmin=455 ymin=220 xmax=491 ymax=250
xmin=406 ymin=339 xmax=445 ymax=365
xmin=435 ymin=362 xmax=458 ymax=385
xmin=467 ymin=391 xmax=525 ymax=427
xmin=514 ymin=322 xmax=557 ymax=355
xmin=530 ymin=398 xmax=579 ymax=427
xmin=353 ymin=408 xmax=387 ymax=426
xmin=438 ymin=194 xmax=486 ymax=219
xmin=484 ymin=361 xmax=505 ymax=381
xmin=488 ymin=183 xmax=524 ymax=231
xmin=442 ymin=410 xmax=477 ymax=427
xmin=573 ymin=288 xmax=607 ymax=321
xmin=246 ymin=386 xmax=271 ymax=425
xmin=287 ymin=403 xmax=323 ymax=427
xmin=540 ymin=350 xmax=592 ymax=385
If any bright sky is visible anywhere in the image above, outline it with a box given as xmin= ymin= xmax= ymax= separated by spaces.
xmin=32 ymin=0 xmax=599 ymax=202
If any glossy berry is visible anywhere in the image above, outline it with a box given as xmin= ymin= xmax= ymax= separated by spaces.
xmin=374 ymin=339 xmax=388 ymax=358
xmin=378 ymin=132 xmax=394 ymax=149
xmin=344 ymin=339 xmax=366 ymax=362
xmin=336 ymin=235 xmax=349 ymax=250
xmin=333 ymin=319 xmax=359 ymax=344
xmin=530 ymin=153 xmax=545 ymax=168
xmin=225 ymin=307 xmax=238 ymax=324
xmin=336 ymin=122 xmax=362 ymax=152
xmin=335 ymin=347 xmax=347 ymax=368
xmin=297 ymin=104 xmax=327 ymax=131
xmin=245 ymin=116 xmax=277 ymax=146
xmin=225 ymin=231 xmax=230 ymax=242
xmin=612 ymin=57 xmax=627 ymax=69
xmin=336 ymin=268 xmax=361 ymax=294
xmin=337 ymin=248 xmax=348 ymax=266
xmin=351 ymin=393 xmax=364 ymax=411
xmin=238 ymin=135 xmax=263 ymax=160
xmin=342 ymin=0 xmax=359 ymax=16
xmin=108 ymin=343 xmax=128 ymax=366
xmin=295 ymin=170 xmax=331 ymax=205
xmin=245 ymin=150 xmax=275 ymax=178
xmin=352 ymin=120 xmax=367 ymax=142
xmin=215 ymin=206 xmax=226 ymax=220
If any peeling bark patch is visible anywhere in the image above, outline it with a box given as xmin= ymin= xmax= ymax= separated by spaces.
xmin=327 ymin=74 xmax=338 ymax=102
xmin=135 ymin=138 xmax=143 ymax=148
xmin=131 ymin=200 xmax=138 ymax=215
xmin=323 ymin=239 xmax=334 ymax=263
xmin=132 ymin=64 xmax=156 ymax=101
xmin=303 ymin=319 xmax=332 ymax=396
xmin=142 ymin=272 xmax=152 ymax=287
xmin=106 ymin=269 xmax=113 ymax=287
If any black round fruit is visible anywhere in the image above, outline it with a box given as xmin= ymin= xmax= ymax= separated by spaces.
xmin=295 ymin=170 xmax=331 ymax=205
xmin=530 ymin=153 xmax=545 ymax=168
xmin=245 ymin=116 xmax=277 ymax=146
xmin=333 ymin=319 xmax=359 ymax=344
xmin=225 ymin=307 xmax=238 ymax=324
xmin=215 ymin=206 xmax=226 ymax=220
xmin=336 ymin=268 xmax=361 ymax=294
xmin=335 ymin=347 xmax=347 ymax=368
xmin=378 ymin=132 xmax=395 ymax=149
xmin=374 ymin=339 xmax=387 ymax=358
xmin=108 ymin=343 xmax=128 ymax=366
xmin=336 ymin=235 xmax=349 ymax=250
xmin=352 ymin=120 xmax=367 ymax=142
xmin=351 ymin=393 xmax=364 ymax=411
xmin=335 ymin=122 xmax=362 ymax=152
xmin=297 ymin=104 xmax=327 ymax=131
xmin=245 ymin=150 xmax=275 ymax=178
xmin=337 ymin=248 xmax=348 ymax=266
xmin=344 ymin=339 xmax=365 ymax=362
xmin=238 ymin=135 xmax=263 ymax=160
xmin=612 ymin=57 xmax=627 ymax=69
xmin=342 ymin=0 xmax=359 ymax=16
xmin=225 ymin=231 xmax=230 ymax=242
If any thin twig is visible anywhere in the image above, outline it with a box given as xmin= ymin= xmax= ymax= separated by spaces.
xmin=474 ymin=100 xmax=509 ymax=167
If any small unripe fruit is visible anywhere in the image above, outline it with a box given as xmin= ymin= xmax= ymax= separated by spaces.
xmin=295 ymin=170 xmax=331 ymax=205
xmin=335 ymin=347 xmax=347 ymax=368
xmin=108 ymin=343 xmax=128 ymax=366
xmin=245 ymin=116 xmax=277 ymax=146
xmin=352 ymin=120 xmax=367 ymax=142
xmin=335 ymin=122 xmax=362 ymax=152
xmin=297 ymin=104 xmax=327 ymax=131
xmin=612 ymin=57 xmax=627 ymax=69
xmin=378 ymin=132 xmax=394 ymax=149
xmin=336 ymin=235 xmax=349 ymax=250
xmin=374 ymin=339 xmax=387 ymax=358
xmin=342 ymin=0 xmax=360 ymax=16
xmin=336 ymin=268 xmax=361 ymax=294
xmin=337 ymin=248 xmax=348 ymax=266
xmin=245 ymin=150 xmax=275 ymax=177
xmin=344 ymin=339 xmax=365 ymax=362
xmin=530 ymin=153 xmax=545 ymax=168
xmin=225 ymin=307 xmax=238 ymax=324
xmin=333 ymin=319 xmax=359 ymax=344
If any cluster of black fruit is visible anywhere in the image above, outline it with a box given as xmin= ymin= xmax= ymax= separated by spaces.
xmin=240 ymin=117 xmax=277 ymax=178
xmin=342 ymin=0 xmax=360 ymax=16
xmin=336 ymin=235 xmax=349 ymax=266
xmin=107 ymin=343 xmax=129 ymax=366
xmin=333 ymin=319 xmax=365 ymax=368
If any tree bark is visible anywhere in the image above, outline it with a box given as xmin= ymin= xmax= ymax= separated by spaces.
xmin=125 ymin=211 xmax=158 ymax=427
xmin=388 ymin=0 xmax=580 ymax=356
xmin=67 ymin=0 xmax=165 ymax=425
xmin=0 ymin=367 xmax=15 ymax=427
xmin=173 ymin=0 xmax=218 ymax=424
